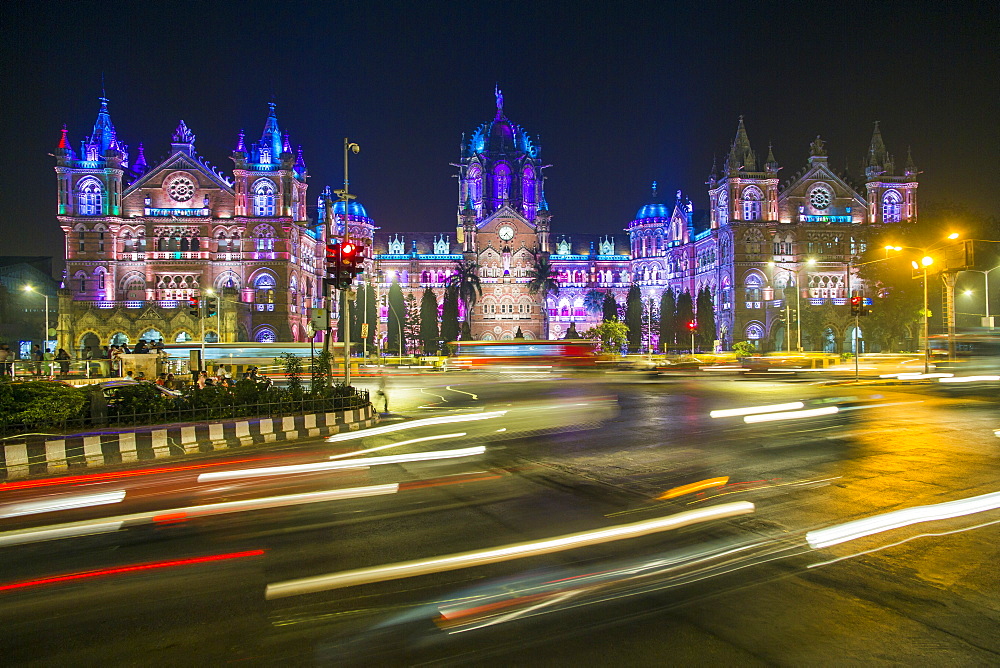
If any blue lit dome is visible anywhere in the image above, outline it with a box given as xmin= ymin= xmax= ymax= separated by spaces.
xmin=332 ymin=200 xmax=369 ymax=219
xmin=635 ymin=202 xmax=670 ymax=220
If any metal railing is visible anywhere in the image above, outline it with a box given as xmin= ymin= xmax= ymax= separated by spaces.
xmin=0 ymin=388 xmax=369 ymax=438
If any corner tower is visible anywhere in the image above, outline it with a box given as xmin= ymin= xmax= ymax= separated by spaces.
xmin=707 ymin=117 xmax=779 ymax=229
xmin=863 ymin=122 xmax=918 ymax=225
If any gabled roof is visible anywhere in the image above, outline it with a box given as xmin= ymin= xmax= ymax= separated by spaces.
xmin=779 ymin=160 xmax=866 ymax=204
xmin=477 ymin=204 xmax=535 ymax=230
xmin=124 ymin=150 xmax=235 ymax=197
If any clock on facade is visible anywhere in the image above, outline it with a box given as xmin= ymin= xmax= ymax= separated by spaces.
xmin=809 ymin=186 xmax=832 ymax=210
xmin=497 ymin=225 xmax=515 ymax=241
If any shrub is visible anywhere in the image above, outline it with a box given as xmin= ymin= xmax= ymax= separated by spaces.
xmin=0 ymin=382 xmax=89 ymax=429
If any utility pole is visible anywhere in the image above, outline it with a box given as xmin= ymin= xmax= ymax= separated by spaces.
xmin=335 ymin=138 xmax=360 ymax=386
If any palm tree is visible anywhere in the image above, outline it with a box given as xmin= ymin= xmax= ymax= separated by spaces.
xmin=583 ymin=289 xmax=604 ymax=317
xmin=447 ymin=258 xmax=482 ymax=336
xmin=527 ymin=250 xmax=560 ymax=339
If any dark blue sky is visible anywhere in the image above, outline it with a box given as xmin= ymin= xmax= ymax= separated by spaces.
xmin=3 ymin=1 xmax=997 ymax=263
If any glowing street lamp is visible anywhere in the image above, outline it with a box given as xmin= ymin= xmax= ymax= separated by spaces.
xmin=22 ymin=285 xmax=50 ymax=354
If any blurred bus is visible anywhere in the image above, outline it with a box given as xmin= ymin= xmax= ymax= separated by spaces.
xmin=928 ymin=333 xmax=1000 ymax=373
xmin=447 ymin=340 xmax=599 ymax=370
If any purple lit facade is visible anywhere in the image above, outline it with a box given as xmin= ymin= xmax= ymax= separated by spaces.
xmin=53 ymin=94 xmax=919 ymax=352
xmin=371 ymin=97 xmax=919 ymax=351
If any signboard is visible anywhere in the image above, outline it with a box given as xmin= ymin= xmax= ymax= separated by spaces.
xmin=361 ymin=323 xmax=369 ymax=339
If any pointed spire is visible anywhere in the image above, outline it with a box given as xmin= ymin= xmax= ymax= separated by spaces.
xmin=905 ymin=146 xmax=917 ymax=177
xmin=765 ymin=142 xmax=779 ymax=172
xmin=57 ymin=124 xmax=70 ymax=149
xmin=294 ymin=145 xmax=306 ymax=174
xmin=260 ymin=102 xmax=283 ymax=161
xmin=282 ymin=132 xmax=292 ymax=154
xmin=867 ymin=121 xmax=888 ymax=167
xmin=89 ymin=96 xmax=117 ymax=155
xmin=133 ymin=142 xmax=147 ymax=174
xmin=171 ymin=120 xmax=196 ymax=156
xmin=726 ymin=116 xmax=757 ymax=173
xmin=234 ymin=129 xmax=246 ymax=153
xmin=651 ymin=180 xmax=659 ymax=201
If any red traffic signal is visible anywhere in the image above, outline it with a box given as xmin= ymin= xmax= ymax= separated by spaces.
xmin=850 ymin=295 xmax=862 ymax=316
xmin=341 ymin=242 xmax=355 ymax=256
xmin=686 ymin=320 xmax=697 ymax=331
xmin=188 ymin=297 xmax=200 ymax=317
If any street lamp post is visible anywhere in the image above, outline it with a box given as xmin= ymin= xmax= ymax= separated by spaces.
xmin=335 ymin=138 xmax=360 ymax=387
xmin=962 ymin=267 xmax=1000 ymax=327
xmin=768 ymin=260 xmax=811 ymax=353
xmin=22 ymin=285 xmax=50 ymax=357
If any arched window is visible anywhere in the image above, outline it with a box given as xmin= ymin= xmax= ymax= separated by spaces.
xmin=746 ymin=323 xmax=764 ymax=340
xmin=191 ymin=236 xmax=201 ymax=251
xmin=252 ymin=179 xmax=276 ymax=217
xmin=494 ymin=164 xmax=511 ymax=201
xmin=78 ymin=178 xmax=104 ymax=216
xmin=742 ymin=186 xmax=763 ymax=221
xmin=254 ymin=273 xmax=276 ymax=304
xmin=744 ymin=229 xmax=764 ymax=255
xmin=75 ymin=271 xmax=87 ymax=293
xmin=744 ymin=273 xmax=763 ymax=302
xmin=468 ymin=164 xmax=482 ymax=207
xmin=522 ymin=166 xmax=535 ymax=207
xmin=882 ymin=190 xmax=902 ymax=223
xmin=253 ymin=224 xmax=276 ymax=252
xmin=217 ymin=232 xmax=229 ymax=251
xmin=255 ymin=326 xmax=277 ymax=343
xmin=121 ymin=275 xmax=145 ymax=300
xmin=718 ymin=191 xmax=729 ymax=226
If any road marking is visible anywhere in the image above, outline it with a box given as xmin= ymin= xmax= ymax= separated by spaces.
xmin=265 ymin=501 xmax=755 ymax=598
xmin=421 ymin=388 xmax=448 ymax=402
xmin=446 ymin=386 xmax=479 ymax=400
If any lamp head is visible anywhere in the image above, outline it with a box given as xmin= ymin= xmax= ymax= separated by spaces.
xmin=22 ymin=285 xmax=33 ymax=293
xmin=911 ymin=260 xmax=919 ymax=270
xmin=947 ymin=233 xmax=960 ymax=240
xmin=921 ymin=256 xmax=934 ymax=267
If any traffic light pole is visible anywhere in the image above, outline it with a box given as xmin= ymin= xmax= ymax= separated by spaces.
xmin=335 ymin=138 xmax=360 ymax=387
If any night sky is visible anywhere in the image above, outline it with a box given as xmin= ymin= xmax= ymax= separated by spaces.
xmin=2 ymin=1 xmax=997 ymax=271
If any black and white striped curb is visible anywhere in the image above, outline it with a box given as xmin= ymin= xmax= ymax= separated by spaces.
xmin=0 ymin=406 xmax=378 ymax=480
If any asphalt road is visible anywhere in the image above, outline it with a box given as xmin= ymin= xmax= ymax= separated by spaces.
xmin=1 ymin=371 xmax=998 ymax=666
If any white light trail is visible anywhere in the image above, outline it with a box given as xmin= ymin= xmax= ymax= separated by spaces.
xmin=939 ymin=375 xmax=1000 ymax=383
xmin=325 ymin=411 xmax=507 ymax=443
xmin=198 ymin=447 xmax=486 ymax=483
xmin=0 ymin=490 xmax=126 ymax=519
xmin=327 ymin=433 xmax=466 ymax=460
xmin=0 ymin=484 xmax=398 ymax=549
xmin=265 ymin=501 xmax=755 ymax=599
xmin=743 ymin=406 xmax=838 ymax=423
xmin=710 ymin=402 xmax=804 ymax=419
xmin=806 ymin=490 xmax=1000 ymax=550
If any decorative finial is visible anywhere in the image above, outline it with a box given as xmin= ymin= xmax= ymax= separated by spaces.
xmin=58 ymin=124 xmax=69 ymax=149
xmin=810 ymin=135 xmax=827 ymax=157
xmin=235 ymin=129 xmax=246 ymax=152
xmin=267 ymin=101 xmax=276 ymax=116
xmin=495 ymin=84 xmax=503 ymax=112
xmin=651 ymin=181 xmax=658 ymax=199
xmin=282 ymin=132 xmax=292 ymax=154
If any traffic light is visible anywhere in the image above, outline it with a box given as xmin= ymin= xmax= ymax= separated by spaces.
xmin=188 ymin=297 xmax=200 ymax=317
xmin=325 ymin=242 xmax=341 ymax=289
xmin=206 ymin=295 xmax=218 ymax=317
xmin=850 ymin=295 xmax=862 ymax=316
xmin=861 ymin=299 xmax=872 ymax=317
xmin=686 ymin=320 xmax=697 ymax=331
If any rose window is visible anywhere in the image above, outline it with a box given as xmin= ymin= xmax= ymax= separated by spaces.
xmin=168 ymin=177 xmax=196 ymax=202
xmin=809 ymin=187 xmax=832 ymax=210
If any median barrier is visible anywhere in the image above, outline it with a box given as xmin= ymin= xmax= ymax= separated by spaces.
xmin=0 ymin=404 xmax=378 ymax=481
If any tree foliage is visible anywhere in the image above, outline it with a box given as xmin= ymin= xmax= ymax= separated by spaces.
xmin=527 ymin=251 xmax=560 ymax=339
xmin=602 ymin=292 xmax=618 ymax=322
xmin=584 ymin=321 xmax=629 ymax=354
xmin=441 ymin=286 xmax=460 ymax=348
xmin=387 ymin=279 xmax=406 ymax=354
xmin=625 ymin=284 xmax=642 ymax=352
xmin=658 ymin=289 xmax=676 ymax=352
xmin=404 ymin=293 xmax=421 ymax=354
xmin=448 ymin=258 xmax=483 ymax=330
xmin=419 ymin=288 xmax=439 ymax=354
xmin=696 ymin=287 xmax=717 ymax=349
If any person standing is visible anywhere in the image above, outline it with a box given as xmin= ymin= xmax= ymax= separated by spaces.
xmin=56 ymin=348 xmax=71 ymax=375
xmin=31 ymin=344 xmax=42 ymax=376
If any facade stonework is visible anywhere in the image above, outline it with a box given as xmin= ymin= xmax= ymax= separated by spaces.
xmin=54 ymin=94 xmax=918 ymax=353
